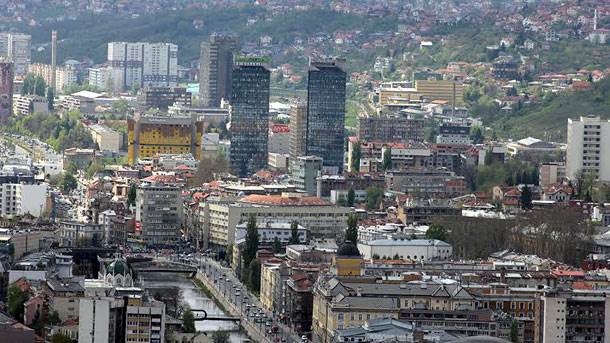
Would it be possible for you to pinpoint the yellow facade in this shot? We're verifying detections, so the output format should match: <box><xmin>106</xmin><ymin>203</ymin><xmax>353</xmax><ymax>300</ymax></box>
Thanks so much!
<box><xmin>414</xmin><ymin>79</ymin><xmax>464</xmax><ymax>106</ymax></box>
<box><xmin>378</xmin><ymin>87</ymin><xmax>420</xmax><ymax>106</ymax></box>
<box><xmin>333</xmin><ymin>256</ymin><xmax>363</xmax><ymax>276</ymax></box>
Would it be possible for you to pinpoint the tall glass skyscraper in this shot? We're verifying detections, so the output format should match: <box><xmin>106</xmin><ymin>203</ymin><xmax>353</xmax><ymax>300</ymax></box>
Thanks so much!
<box><xmin>306</xmin><ymin>58</ymin><xmax>347</xmax><ymax>174</ymax></box>
<box><xmin>199</xmin><ymin>34</ymin><xmax>238</xmax><ymax>107</ymax></box>
<box><xmin>229</xmin><ymin>57</ymin><xmax>270</xmax><ymax>177</ymax></box>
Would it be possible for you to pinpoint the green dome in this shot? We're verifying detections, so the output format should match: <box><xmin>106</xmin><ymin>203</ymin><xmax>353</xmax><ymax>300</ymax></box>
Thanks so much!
<box><xmin>107</xmin><ymin>260</ymin><xmax>130</xmax><ymax>276</ymax></box>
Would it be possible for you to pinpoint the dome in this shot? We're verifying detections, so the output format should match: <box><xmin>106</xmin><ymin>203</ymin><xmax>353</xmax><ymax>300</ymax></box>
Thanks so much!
<box><xmin>107</xmin><ymin>259</ymin><xmax>130</xmax><ymax>276</ymax></box>
<box><xmin>337</xmin><ymin>242</ymin><xmax>360</xmax><ymax>257</ymax></box>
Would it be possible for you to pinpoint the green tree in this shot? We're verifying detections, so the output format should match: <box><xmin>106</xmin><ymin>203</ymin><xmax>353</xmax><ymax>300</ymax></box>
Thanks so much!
<box><xmin>345</xmin><ymin>213</ymin><xmax>358</xmax><ymax>244</ymax></box>
<box><xmin>61</xmin><ymin>173</ymin><xmax>78</xmax><ymax>193</ymax></box>
<box><xmin>347</xmin><ymin>188</ymin><xmax>355</xmax><ymax>207</ymax></box>
<box><xmin>350</xmin><ymin>141</ymin><xmax>361</xmax><ymax>172</ymax></box>
<box><xmin>382</xmin><ymin>148</ymin><xmax>392</xmax><ymax>170</ymax></box>
<box><xmin>425</xmin><ymin>224</ymin><xmax>448</xmax><ymax>241</ymax></box>
<box><xmin>288</xmin><ymin>221</ymin><xmax>300</xmax><ymax>245</ymax></box>
<box><xmin>470</xmin><ymin>126</ymin><xmax>484</xmax><ymax>144</ymax></box>
<box><xmin>365</xmin><ymin>186</ymin><xmax>383</xmax><ymax>211</ymax></box>
<box><xmin>7</xmin><ymin>285</ymin><xmax>29</xmax><ymax>322</ymax></box>
<box><xmin>47</xmin><ymin>87</ymin><xmax>55</xmax><ymax>111</ymax></box>
<box><xmin>520</xmin><ymin>185</ymin><xmax>533</xmax><ymax>210</ymax></box>
<box><xmin>85</xmin><ymin>162</ymin><xmax>104</xmax><ymax>179</ymax></box>
<box><xmin>510</xmin><ymin>319</ymin><xmax>519</xmax><ymax>343</ymax></box>
<box><xmin>48</xmin><ymin>310</ymin><xmax>61</xmax><ymax>325</ymax></box>
<box><xmin>242</xmin><ymin>215</ymin><xmax>259</xmax><ymax>268</ymax></box>
<box><xmin>127</xmin><ymin>183</ymin><xmax>137</xmax><ymax>208</ymax></box>
<box><xmin>247</xmin><ymin>259</ymin><xmax>261</xmax><ymax>293</ymax></box>
<box><xmin>272</xmin><ymin>237</ymin><xmax>282</xmax><ymax>253</ymax></box>
<box><xmin>50</xmin><ymin>333</ymin><xmax>72</xmax><ymax>343</ymax></box>
<box><xmin>182</xmin><ymin>309</ymin><xmax>196</xmax><ymax>333</ymax></box>
<box><xmin>212</xmin><ymin>330</ymin><xmax>230</xmax><ymax>343</ymax></box>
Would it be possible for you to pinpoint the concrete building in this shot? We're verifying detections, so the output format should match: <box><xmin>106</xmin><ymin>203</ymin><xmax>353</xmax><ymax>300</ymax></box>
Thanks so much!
<box><xmin>46</xmin><ymin>277</ymin><xmax>85</xmax><ymax>322</ymax></box>
<box><xmin>539</xmin><ymin>162</ymin><xmax>566</xmax><ymax>187</ymax></box>
<box><xmin>357</xmin><ymin>111</ymin><xmax>424</xmax><ymax>143</ymax></box>
<box><xmin>28</xmin><ymin>63</ymin><xmax>77</xmax><ymax>92</ymax></box>
<box><xmin>107</xmin><ymin>42</ymin><xmax>178</xmax><ymax>91</ymax></box>
<box><xmin>306</xmin><ymin>58</ymin><xmax>347</xmax><ymax>174</ymax></box>
<box><xmin>0</xmin><ymin>165</ymin><xmax>48</xmax><ymax>218</ymax></box>
<box><xmin>289</xmin><ymin>101</ymin><xmax>308</xmax><ymax>166</ymax></box>
<box><xmin>506</xmin><ymin>137</ymin><xmax>561</xmax><ymax>158</ymax></box>
<box><xmin>229</xmin><ymin>57</ymin><xmax>270</xmax><ymax>177</ymax></box>
<box><xmin>199</xmin><ymin>34</ymin><xmax>238</xmax><ymax>107</ymax></box>
<box><xmin>127</xmin><ymin>112</ymin><xmax>203</xmax><ymax>164</ymax></box>
<box><xmin>235</xmin><ymin>221</ymin><xmax>308</xmax><ymax>245</ymax></box>
<box><xmin>0</xmin><ymin>32</ymin><xmax>31</xmax><ymax>75</ymax></box>
<box><xmin>135</xmin><ymin>182</ymin><xmax>182</xmax><ymax>246</ymax></box>
<box><xmin>12</xmin><ymin>94</ymin><xmax>48</xmax><ymax>116</ymax></box>
<box><xmin>88</xmin><ymin>66</ymin><xmax>112</xmax><ymax>91</ymax></box>
<box><xmin>60</xmin><ymin>221</ymin><xmax>105</xmax><ymax>247</ymax></box>
<box><xmin>567</xmin><ymin>116</ymin><xmax>610</xmax><ymax>181</ymax></box>
<box><xmin>436</xmin><ymin>123</ymin><xmax>471</xmax><ymax>145</ymax></box>
<box><xmin>269</xmin><ymin>124</ymin><xmax>290</xmax><ymax>155</ymax></box>
<box><xmin>137</xmin><ymin>86</ymin><xmax>191</xmax><ymax>110</ymax></box>
<box><xmin>0</xmin><ymin>60</ymin><xmax>13</xmax><ymax>120</ymax></box>
<box><xmin>201</xmin><ymin>194</ymin><xmax>351</xmax><ymax>247</ymax></box>
<box><xmin>414</xmin><ymin>79</ymin><xmax>464</xmax><ymax>107</ymax></box>
<box><xmin>357</xmin><ymin>238</ymin><xmax>452</xmax><ymax>261</ymax></box>
<box><xmin>291</xmin><ymin>156</ymin><xmax>323</xmax><ymax>196</ymax></box>
<box><xmin>87</xmin><ymin>124</ymin><xmax>122</xmax><ymax>152</ymax></box>
<box><xmin>385</xmin><ymin>169</ymin><xmax>466</xmax><ymax>198</ymax></box>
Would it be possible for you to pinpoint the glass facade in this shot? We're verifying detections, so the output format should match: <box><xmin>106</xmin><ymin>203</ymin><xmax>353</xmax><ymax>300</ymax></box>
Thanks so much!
<box><xmin>230</xmin><ymin>62</ymin><xmax>270</xmax><ymax>177</ymax></box>
<box><xmin>306</xmin><ymin>59</ymin><xmax>347</xmax><ymax>173</ymax></box>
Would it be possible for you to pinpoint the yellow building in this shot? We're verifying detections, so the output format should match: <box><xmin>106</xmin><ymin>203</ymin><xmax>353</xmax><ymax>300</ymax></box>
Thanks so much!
<box><xmin>378</xmin><ymin>87</ymin><xmax>420</xmax><ymax>106</ymax></box>
<box><xmin>414</xmin><ymin>79</ymin><xmax>464</xmax><ymax>106</ymax></box>
<box><xmin>127</xmin><ymin>112</ymin><xmax>203</xmax><ymax>164</ymax></box>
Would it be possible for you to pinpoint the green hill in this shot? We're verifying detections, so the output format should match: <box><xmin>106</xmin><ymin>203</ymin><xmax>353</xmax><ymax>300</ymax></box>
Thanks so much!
<box><xmin>486</xmin><ymin>78</ymin><xmax>610</xmax><ymax>142</ymax></box>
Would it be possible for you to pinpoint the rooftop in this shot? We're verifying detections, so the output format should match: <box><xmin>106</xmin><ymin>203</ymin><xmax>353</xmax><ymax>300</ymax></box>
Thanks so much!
<box><xmin>240</xmin><ymin>195</ymin><xmax>332</xmax><ymax>206</ymax></box>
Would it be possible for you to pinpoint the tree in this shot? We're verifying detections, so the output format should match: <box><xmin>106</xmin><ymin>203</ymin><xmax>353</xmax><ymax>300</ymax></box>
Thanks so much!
<box><xmin>190</xmin><ymin>151</ymin><xmax>229</xmax><ymax>185</ymax></box>
<box><xmin>50</xmin><ymin>333</ymin><xmax>72</xmax><ymax>343</ymax></box>
<box><xmin>242</xmin><ymin>215</ymin><xmax>259</xmax><ymax>269</ymax></box>
<box><xmin>61</xmin><ymin>173</ymin><xmax>78</xmax><ymax>193</ymax></box>
<box><xmin>520</xmin><ymin>185</ymin><xmax>533</xmax><ymax>210</ymax></box>
<box><xmin>347</xmin><ymin>188</ymin><xmax>355</xmax><ymax>207</ymax></box>
<box><xmin>350</xmin><ymin>141</ymin><xmax>361</xmax><ymax>172</ymax></box>
<box><xmin>48</xmin><ymin>310</ymin><xmax>60</xmax><ymax>325</ymax></box>
<box><xmin>272</xmin><ymin>237</ymin><xmax>282</xmax><ymax>253</ymax></box>
<box><xmin>425</xmin><ymin>224</ymin><xmax>448</xmax><ymax>241</ymax></box>
<box><xmin>182</xmin><ymin>309</ymin><xmax>196</xmax><ymax>333</ymax></box>
<box><xmin>7</xmin><ymin>285</ymin><xmax>29</xmax><ymax>322</ymax></box>
<box><xmin>365</xmin><ymin>186</ymin><xmax>383</xmax><ymax>211</ymax></box>
<box><xmin>288</xmin><ymin>221</ymin><xmax>300</xmax><ymax>245</ymax></box>
<box><xmin>212</xmin><ymin>330</ymin><xmax>230</xmax><ymax>343</ymax></box>
<box><xmin>47</xmin><ymin>87</ymin><xmax>55</xmax><ymax>111</ymax></box>
<box><xmin>510</xmin><ymin>319</ymin><xmax>519</xmax><ymax>343</ymax></box>
<box><xmin>247</xmin><ymin>259</ymin><xmax>261</xmax><ymax>293</ymax></box>
<box><xmin>382</xmin><ymin>148</ymin><xmax>392</xmax><ymax>170</ymax></box>
<box><xmin>470</xmin><ymin>126</ymin><xmax>484</xmax><ymax>144</ymax></box>
<box><xmin>127</xmin><ymin>183</ymin><xmax>137</xmax><ymax>208</ymax></box>
<box><xmin>345</xmin><ymin>213</ymin><xmax>358</xmax><ymax>244</ymax></box>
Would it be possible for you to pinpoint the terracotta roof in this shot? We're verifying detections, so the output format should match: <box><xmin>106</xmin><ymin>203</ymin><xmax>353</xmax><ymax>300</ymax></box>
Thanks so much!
<box><xmin>240</xmin><ymin>195</ymin><xmax>331</xmax><ymax>206</ymax></box>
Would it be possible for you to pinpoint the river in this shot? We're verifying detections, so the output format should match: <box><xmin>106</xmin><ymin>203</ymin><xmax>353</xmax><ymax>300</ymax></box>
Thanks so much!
<box><xmin>138</xmin><ymin>272</ymin><xmax>249</xmax><ymax>342</ymax></box>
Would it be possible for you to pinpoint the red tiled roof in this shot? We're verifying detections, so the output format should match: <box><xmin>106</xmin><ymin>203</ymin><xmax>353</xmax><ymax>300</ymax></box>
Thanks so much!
<box><xmin>240</xmin><ymin>195</ymin><xmax>331</xmax><ymax>206</ymax></box>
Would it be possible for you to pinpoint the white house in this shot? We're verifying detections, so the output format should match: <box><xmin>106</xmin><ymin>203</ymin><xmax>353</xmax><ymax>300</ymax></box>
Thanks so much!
<box><xmin>358</xmin><ymin>238</ymin><xmax>452</xmax><ymax>261</ymax></box>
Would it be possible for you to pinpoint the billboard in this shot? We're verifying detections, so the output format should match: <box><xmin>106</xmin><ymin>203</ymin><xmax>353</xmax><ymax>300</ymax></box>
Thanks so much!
<box><xmin>0</xmin><ymin>62</ymin><xmax>14</xmax><ymax>119</ymax></box>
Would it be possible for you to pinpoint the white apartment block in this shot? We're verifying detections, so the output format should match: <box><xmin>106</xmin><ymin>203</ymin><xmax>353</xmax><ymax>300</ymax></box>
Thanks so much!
<box><xmin>0</xmin><ymin>32</ymin><xmax>31</xmax><ymax>75</ymax></box>
<box><xmin>88</xmin><ymin>66</ymin><xmax>112</xmax><ymax>90</ymax></box>
<box><xmin>567</xmin><ymin>116</ymin><xmax>610</xmax><ymax>182</ymax></box>
<box><xmin>28</xmin><ymin>63</ymin><xmax>78</xmax><ymax>92</ymax></box>
<box><xmin>0</xmin><ymin>182</ymin><xmax>48</xmax><ymax>218</ymax></box>
<box><xmin>107</xmin><ymin>42</ymin><xmax>178</xmax><ymax>92</ymax></box>
<box><xmin>87</xmin><ymin>124</ymin><xmax>122</xmax><ymax>152</ymax></box>
<box><xmin>12</xmin><ymin>94</ymin><xmax>48</xmax><ymax>116</ymax></box>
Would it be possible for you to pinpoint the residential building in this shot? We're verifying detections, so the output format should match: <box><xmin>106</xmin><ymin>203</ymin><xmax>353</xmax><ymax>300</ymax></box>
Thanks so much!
<box><xmin>292</xmin><ymin>156</ymin><xmax>323</xmax><ymax>196</ymax></box>
<box><xmin>229</xmin><ymin>56</ymin><xmax>270</xmax><ymax>177</ymax></box>
<box><xmin>137</xmin><ymin>86</ymin><xmax>192</xmax><ymax>110</ymax></box>
<box><xmin>12</xmin><ymin>94</ymin><xmax>48</xmax><ymax>116</ymax></box>
<box><xmin>0</xmin><ymin>164</ymin><xmax>48</xmax><ymax>218</ymax></box>
<box><xmin>0</xmin><ymin>33</ymin><xmax>31</xmax><ymax>75</ymax></box>
<box><xmin>268</xmin><ymin>152</ymin><xmax>289</xmax><ymax>171</ymax></box>
<box><xmin>357</xmin><ymin>111</ymin><xmax>424</xmax><ymax>143</ymax></box>
<box><xmin>28</xmin><ymin>63</ymin><xmax>77</xmax><ymax>92</ymax></box>
<box><xmin>286</xmin><ymin>272</ymin><xmax>316</xmax><ymax>334</ymax></box>
<box><xmin>260</xmin><ymin>260</ymin><xmax>291</xmax><ymax>313</ymax></box>
<box><xmin>436</xmin><ymin>123</ymin><xmax>471</xmax><ymax>145</ymax></box>
<box><xmin>348</xmin><ymin>139</ymin><xmax>432</xmax><ymax>173</ymax></box>
<box><xmin>0</xmin><ymin>60</ymin><xmax>13</xmax><ymax>120</ymax></box>
<box><xmin>316</xmin><ymin>174</ymin><xmax>385</xmax><ymax>199</ymax></box>
<box><xmin>168</xmin><ymin>105</ymin><xmax>230</xmax><ymax>125</ymax></box>
<box><xmin>201</xmin><ymin>194</ymin><xmax>351</xmax><ymax>247</ymax></box>
<box><xmin>46</xmin><ymin>277</ymin><xmax>85</xmax><ymax>322</ymax></box>
<box><xmin>87</xmin><ymin>124</ymin><xmax>122</xmax><ymax>152</ymax></box>
<box><xmin>289</xmin><ymin>101</ymin><xmax>307</xmax><ymax>166</ymax></box>
<box><xmin>88</xmin><ymin>66</ymin><xmax>112</xmax><ymax>91</ymax></box>
<box><xmin>269</xmin><ymin>124</ymin><xmax>290</xmax><ymax>155</ymax></box>
<box><xmin>492</xmin><ymin>56</ymin><xmax>519</xmax><ymax>80</ymax></box>
<box><xmin>385</xmin><ymin>169</ymin><xmax>466</xmax><ymax>198</ymax></box>
<box><xmin>357</xmin><ymin>239</ymin><xmax>452</xmax><ymax>261</ymax></box>
<box><xmin>539</xmin><ymin>162</ymin><xmax>566</xmax><ymax>187</ymax></box>
<box><xmin>135</xmin><ymin>182</ymin><xmax>182</xmax><ymax>246</ymax></box>
<box><xmin>0</xmin><ymin>311</ymin><xmax>35</xmax><ymax>342</ymax></box>
<box><xmin>127</xmin><ymin>112</ymin><xmax>203</xmax><ymax>164</ymax></box>
<box><xmin>567</xmin><ymin>116</ymin><xmax>610</xmax><ymax>181</ymax></box>
<box><xmin>306</xmin><ymin>58</ymin><xmax>347</xmax><ymax>174</ymax></box>
<box><xmin>235</xmin><ymin>221</ymin><xmax>308</xmax><ymax>245</ymax></box>
<box><xmin>63</xmin><ymin>148</ymin><xmax>102</xmax><ymax>170</ymax></box>
<box><xmin>397</xmin><ymin>198</ymin><xmax>461</xmax><ymax>225</ymax></box>
<box><xmin>107</xmin><ymin>42</ymin><xmax>178</xmax><ymax>91</ymax></box>
<box><xmin>198</xmin><ymin>34</ymin><xmax>238</xmax><ymax>107</ymax></box>
<box><xmin>60</xmin><ymin>221</ymin><xmax>104</xmax><ymax>247</ymax></box>
<box><xmin>0</xmin><ymin>230</ymin><xmax>44</xmax><ymax>260</ymax></box>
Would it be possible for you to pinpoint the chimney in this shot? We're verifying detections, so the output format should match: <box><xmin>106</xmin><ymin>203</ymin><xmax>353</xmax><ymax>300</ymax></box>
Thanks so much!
<box><xmin>51</xmin><ymin>30</ymin><xmax>57</xmax><ymax>91</ymax></box>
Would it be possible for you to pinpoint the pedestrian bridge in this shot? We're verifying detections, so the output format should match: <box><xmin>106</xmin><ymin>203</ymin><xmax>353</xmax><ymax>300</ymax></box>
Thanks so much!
<box><xmin>130</xmin><ymin>260</ymin><xmax>197</xmax><ymax>276</ymax></box>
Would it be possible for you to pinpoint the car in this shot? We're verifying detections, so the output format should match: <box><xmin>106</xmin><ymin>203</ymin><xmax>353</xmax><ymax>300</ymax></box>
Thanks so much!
<box><xmin>265</xmin><ymin>322</ymin><xmax>272</xmax><ymax>327</ymax></box>
<box><xmin>301</xmin><ymin>335</ymin><xmax>308</xmax><ymax>341</ymax></box>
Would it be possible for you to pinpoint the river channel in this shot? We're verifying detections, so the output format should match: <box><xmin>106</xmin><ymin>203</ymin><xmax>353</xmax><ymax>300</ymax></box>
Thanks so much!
<box><xmin>138</xmin><ymin>272</ymin><xmax>249</xmax><ymax>342</ymax></box>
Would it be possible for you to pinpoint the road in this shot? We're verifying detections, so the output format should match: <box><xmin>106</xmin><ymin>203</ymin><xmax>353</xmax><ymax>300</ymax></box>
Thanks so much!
<box><xmin>198</xmin><ymin>257</ymin><xmax>303</xmax><ymax>343</ymax></box>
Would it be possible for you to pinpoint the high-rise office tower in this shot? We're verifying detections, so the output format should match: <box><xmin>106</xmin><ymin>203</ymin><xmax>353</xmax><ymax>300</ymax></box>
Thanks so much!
<box><xmin>229</xmin><ymin>56</ymin><xmax>270</xmax><ymax>177</ymax></box>
<box><xmin>0</xmin><ymin>32</ymin><xmax>31</xmax><ymax>76</ymax></box>
<box><xmin>0</xmin><ymin>60</ymin><xmax>13</xmax><ymax>120</ymax></box>
<box><xmin>289</xmin><ymin>100</ymin><xmax>307</xmax><ymax>166</ymax></box>
<box><xmin>306</xmin><ymin>57</ymin><xmax>347</xmax><ymax>174</ymax></box>
<box><xmin>199</xmin><ymin>34</ymin><xmax>238</xmax><ymax>107</ymax></box>
<box><xmin>107</xmin><ymin>42</ymin><xmax>178</xmax><ymax>92</ymax></box>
